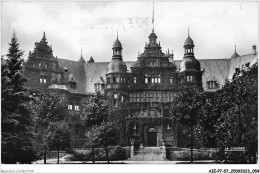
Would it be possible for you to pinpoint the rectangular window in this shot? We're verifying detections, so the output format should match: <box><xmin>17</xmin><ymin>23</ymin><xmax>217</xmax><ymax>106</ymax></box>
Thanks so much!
<box><xmin>121</xmin><ymin>95</ymin><xmax>124</xmax><ymax>103</ymax></box>
<box><xmin>113</xmin><ymin>93</ymin><xmax>118</xmax><ymax>107</ymax></box>
<box><xmin>71</xmin><ymin>82</ymin><xmax>76</xmax><ymax>90</ymax></box>
<box><xmin>121</xmin><ymin>77</ymin><xmax>125</xmax><ymax>83</ymax></box>
<box><xmin>107</xmin><ymin>77</ymin><xmax>110</xmax><ymax>83</ymax></box>
<box><xmin>156</xmin><ymin>92</ymin><xmax>160</xmax><ymax>101</ymax></box>
<box><xmin>68</xmin><ymin>97</ymin><xmax>73</xmax><ymax>110</ymax></box>
<box><xmin>133</xmin><ymin>93</ymin><xmax>136</xmax><ymax>102</ymax></box>
<box><xmin>190</xmin><ymin>76</ymin><xmax>193</xmax><ymax>81</ymax></box>
<box><xmin>145</xmin><ymin>92</ymin><xmax>149</xmax><ymax>102</ymax></box>
<box><xmin>116</xmin><ymin>77</ymin><xmax>120</xmax><ymax>83</ymax></box>
<box><xmin>170</xmin><ymin>77</ymin><xmax>173</xmax><ymax>83</ymax></box>
<box><xmin>151</xmin><ymin>78</ymin><xmax>154</xmax><ymax>83</ymax></box>
<box><xmin>75</xmin><ymin>98</ymin><xmax>80</xmax><ymax>111</ymax></box>
<box><xmin>136</xmin><ymin>93</ymin><xmax>140</xmax><ymax>102</ymax></box>
<box><xmin>140</xmin><ymin>93</ymin><xmax>144</xmax><ymax>102</ymax></box>
<box><xmin>145</xmin><ymin>77</ymin><xmax>148</xmax><ymax>84</ymax></box>
<box><xmin>129</xmin><ymin>93</ymin><xmax>133</xmax><ymax>102</ymax></box>
<box><xmin>40</xmin><ymin>75</ymin><xmax>47</xmax><ymax>84</ymax></box>
<box><xmin>149</xmin><ymin>92</ymin><xmax>153</xmax><ymax>102</ymax></box>
<box><xmin>162</xmin><ymin>92</ymin><xmax>165</xmax><ymax>101</ymax></box>
<box><xmin>113</xmin><ymin>77</ymin><xmax>116</xmax><ymax>83</ymax></box>
<box><xmin>154</xmin><ymin>78</ymin><xmax>158</xmax><ymax>83</ymax></box>
<box><xmin>134</xmin><ymin>77</ymin><xmax>137</xmax><ymax>83</ymax></box>
<box><xmin>170</xmin><ymin>93</ymin><xmax>174</xmax><ymax>101</ymax></box>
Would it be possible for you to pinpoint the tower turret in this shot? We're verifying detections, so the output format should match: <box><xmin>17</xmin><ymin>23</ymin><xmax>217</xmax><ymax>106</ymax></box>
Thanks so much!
<box><xmin>179</xmin><ymin>28</ymin><xmax>203</xmax><ymax>90</ymax></box>
<box><xmin>105</xmin><ymin>33</ymin><xmax>128</xmax><ymax>108</ymax></box>
<box><xmin>112</xmin><ymin>31</ymin><xmax>123</xmax><ymax>60</ymax></box>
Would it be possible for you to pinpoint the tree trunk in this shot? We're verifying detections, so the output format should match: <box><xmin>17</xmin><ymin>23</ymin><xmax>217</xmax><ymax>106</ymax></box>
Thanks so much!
<box><xmin>190</xmin><ymin>125</ymin><xmax>194</xmax><ymax>163</ymax></box>
<box><xmin>92</xmin><ymin>146</ymin><xmax>95</xmax><ymax>164</ymax></box>
<box><xmin>253</xmin><ymin>153</ymin><xmax>256</xmax><ymax>164</ymax></box>
<box><xmin>57</xmin><ymin>143</ymin><xmax>59</xmax><ymax>164</ymax></box>
<box><xmin>105</xmin><ymin>146</ymin><xmax>109</xmax><ymax>163</ymax></box>
<box><xmin>44</xmin><ymin>146</ymin><xmax>47</xmax><ymax>164</ymax></box>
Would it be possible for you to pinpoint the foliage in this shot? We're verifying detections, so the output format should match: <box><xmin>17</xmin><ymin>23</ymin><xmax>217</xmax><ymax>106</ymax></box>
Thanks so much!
<box><xmin>196</xmin><ymin>92</ymin><xmax>220</xmax><ymax>147</ymax></box>
<box><xmin>1</xmin><ymin>33</ymin><xmax>37</xmax><ymax>163</ymax></box>
<box><xmin>170</xmin><ymin>88</ymin><xmax>204</xmax><ymax>127</ymax></box>
<box><xmin>170</xmin><ymin>88</ymin><xmax>204</xmax><ymax>162</ymax></box>
<box><xmin>193</xmin><ymin>63</ymin><xmax>258</xmax><ymax>163</ymax></box>
<box><xmin>83</xmin><ymin>121</ymin><xmax>118</xmax><ymax>148</ymax></box>
<box><xmin>29</xmin><ymin>91</ymin><xmax>71</xmax><ymax>163</ymax></box>
<box><xmin>80</xmin><ymin>92</ymin><xmax>109</xmax><ymax>126</ymax></box>
<box><xmin>70</xmin><ymin>146</ymin><xmax>127</xmax><ymax>161</ymax></box>
<box><xmin>214</xmin><ymin>63</ymin><xmax>258</xmax><ymax>163</ymax></box>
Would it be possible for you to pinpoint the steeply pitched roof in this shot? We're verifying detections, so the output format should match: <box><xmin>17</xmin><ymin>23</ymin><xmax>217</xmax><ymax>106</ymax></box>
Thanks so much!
<box><xmin>58</xmin><ymin>58</ymin><xmax>86</xmax><ymax>94</ymax></box>
<box><xmin>228</xmin><ymin>53</ymin><xmax>258</xmax><ymax>79</ymax></box>
<box><xmin>87</xmin><ymin>56</ymin><xmax>94</xmax><ymax>63</ymax></box>
<box><xmin>56</xmin><ymin>51</ymin><xmax>257</xmax><ymax>94</ymax></box>
<box><xmin>78</xmin><ymin>56</ymin><xmax>86</xmax><ymax>63</ymax></box>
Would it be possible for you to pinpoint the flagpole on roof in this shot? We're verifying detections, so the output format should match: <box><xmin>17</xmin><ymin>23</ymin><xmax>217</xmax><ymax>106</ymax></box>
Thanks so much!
<box><xmin>152</xmin><ymin>1</ymin><xmax>154</xmax><ymax>33</ymax></box>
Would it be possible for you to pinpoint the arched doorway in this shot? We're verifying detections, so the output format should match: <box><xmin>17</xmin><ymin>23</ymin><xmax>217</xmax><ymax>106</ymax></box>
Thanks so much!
<box><xmin>147</xmin><ymin>128</ymin><xmax>157</xmax><ymax>146</ymax></box>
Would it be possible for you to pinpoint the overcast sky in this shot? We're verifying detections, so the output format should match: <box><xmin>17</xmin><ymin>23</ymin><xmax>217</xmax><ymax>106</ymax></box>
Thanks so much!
<box><xmin>1</xmin><ymin>1</ymin><xmax>258</xmax><ymax>62</ymax></box>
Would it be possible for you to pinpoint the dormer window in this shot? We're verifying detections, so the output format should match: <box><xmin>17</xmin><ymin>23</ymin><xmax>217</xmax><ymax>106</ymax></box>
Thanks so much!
<box><xmin>207</xmin><ymin>81</ymin><xmax>218</xmax><ymax>89</ymax></box>
<box><xmin>69</xmin><ymin>82</ymin><xmax>76</xmax><ymax>90</ymax></box>
<box><xmin>94</xmin><ymin>83</ymin><xmax>104</xmax><ymax>92</ymax></box>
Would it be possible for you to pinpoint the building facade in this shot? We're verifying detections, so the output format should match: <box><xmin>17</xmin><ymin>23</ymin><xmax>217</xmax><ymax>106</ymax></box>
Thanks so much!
<box><xmin>24</xmin><ymin>30</ymin><xmax>258</xmax><ymax>149</ymax></box>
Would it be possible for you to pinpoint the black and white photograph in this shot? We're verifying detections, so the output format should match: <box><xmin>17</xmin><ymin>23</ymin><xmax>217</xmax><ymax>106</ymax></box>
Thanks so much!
<box><xmin>1</xmin><ymin>1</ymin><xmax>259</xmax><ymax>173</ymax></box>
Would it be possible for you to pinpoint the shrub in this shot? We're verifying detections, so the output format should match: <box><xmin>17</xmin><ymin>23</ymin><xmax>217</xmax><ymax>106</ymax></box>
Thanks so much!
<box><xmin>70</xmin><ymin>146</ymin><xmax>127</xmax><ymax>161</ymax></box>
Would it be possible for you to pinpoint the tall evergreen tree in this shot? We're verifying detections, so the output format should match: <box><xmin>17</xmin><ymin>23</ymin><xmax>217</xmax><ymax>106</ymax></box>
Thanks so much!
<box><xmin>1</xmin><ymin>32</ymin><xmax>37</xmax><ymax>163</ymax></box>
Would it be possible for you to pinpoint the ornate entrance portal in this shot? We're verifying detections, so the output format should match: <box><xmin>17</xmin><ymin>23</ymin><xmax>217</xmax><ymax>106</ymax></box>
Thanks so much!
<box><xmin>147</xmin><ymin>128</ymin><xmax>157</xmax><ymax>146</ymax></box>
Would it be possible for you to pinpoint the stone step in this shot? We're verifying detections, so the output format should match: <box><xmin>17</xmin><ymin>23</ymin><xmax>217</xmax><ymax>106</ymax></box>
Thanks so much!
<box><xmin>135</xmin><ymin>147</ymin><xmax>162</xmax><ymax>155</ymax></box>
<box><xmin>127</xmin><ymin>146</ymin><xmax>168</xmax><ymax>161</ymax></box>
<box><xmin>127</xmin><ymin>153</ymin><xmax>166</xmax><ymax>161</ymax></box>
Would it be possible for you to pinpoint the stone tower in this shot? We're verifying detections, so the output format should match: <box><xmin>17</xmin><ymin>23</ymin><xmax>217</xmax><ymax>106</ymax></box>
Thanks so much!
<box><xmin>179</xmin><ymin>29</ymin><xmax>203</xmax><ymax>90</ymax></box>
<box><xmin>105</xmin><ymin>33</ymin><xmax>128</xmax><ymax>108</ymax></box>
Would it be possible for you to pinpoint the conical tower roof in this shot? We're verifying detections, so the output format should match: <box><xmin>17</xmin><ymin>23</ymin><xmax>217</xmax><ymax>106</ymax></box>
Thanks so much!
<box><xmin>78</xmin><ymin>49</ymin><xmax>86</xmax><ymax>63</ymax></box>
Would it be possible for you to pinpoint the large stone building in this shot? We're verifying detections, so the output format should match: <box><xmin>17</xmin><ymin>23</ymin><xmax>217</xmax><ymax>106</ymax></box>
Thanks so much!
<box><xmin>24</xmin><ymin>30</ymin><xmax>258</xmax><ymax>149</ymax></box>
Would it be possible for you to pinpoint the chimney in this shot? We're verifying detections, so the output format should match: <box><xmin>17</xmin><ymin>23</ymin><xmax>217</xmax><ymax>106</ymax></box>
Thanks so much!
<box><xmin>252</xmin><ymin>45</ymin><xmax>256</xmax><ymax>55</ymax></box>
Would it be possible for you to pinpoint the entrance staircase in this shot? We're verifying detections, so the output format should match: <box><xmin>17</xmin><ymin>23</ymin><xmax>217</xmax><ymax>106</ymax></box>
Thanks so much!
<box><xmin>127</xmin><ymin>147</ymin><xmax>168</xmax><ymax>161</ymax></box>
